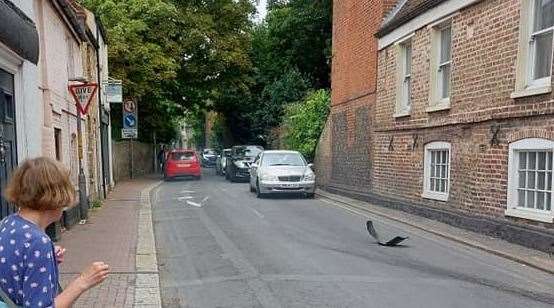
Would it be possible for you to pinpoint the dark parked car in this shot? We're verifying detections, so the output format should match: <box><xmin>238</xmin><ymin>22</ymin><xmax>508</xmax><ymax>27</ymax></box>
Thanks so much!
<box><xmin>201</xmin><ymin>148</ymin><xmax>217</xmax><ymax>167</ymax></box>
<box><xmin>225</xmin><ymin>145</ymin><xmax>263</xmax><ymax>182</ymax></box>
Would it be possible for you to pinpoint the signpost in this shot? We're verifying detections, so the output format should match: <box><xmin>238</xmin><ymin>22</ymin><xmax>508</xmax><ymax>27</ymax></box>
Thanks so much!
<box><xmin>122</xmin><ymin>99</ymin><xmax>138</xmax><ymax>139</ymax></box>
<box><xmin>68</xmin><ymin>82</ymin><xmax>98</xmax><ymax>222</ymax></box>
<box><xmin>122</xmin><ymin>99</ymin><xmax>138</xmax><ymax>178</ymax></box>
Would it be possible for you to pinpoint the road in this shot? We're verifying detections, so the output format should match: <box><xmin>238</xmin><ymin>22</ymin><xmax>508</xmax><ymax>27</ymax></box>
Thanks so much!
<box><xmin>151</xmin><ymin>169</ymin><xmax>554</xmax><ymax>308</ymax></box>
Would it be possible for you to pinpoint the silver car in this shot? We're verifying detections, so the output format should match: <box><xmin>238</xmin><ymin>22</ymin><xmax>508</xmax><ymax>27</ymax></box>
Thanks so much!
<box><xmin>249</xmin><ymin>150</ymin><xmax>316</xmax><ymax>198</ymax></box>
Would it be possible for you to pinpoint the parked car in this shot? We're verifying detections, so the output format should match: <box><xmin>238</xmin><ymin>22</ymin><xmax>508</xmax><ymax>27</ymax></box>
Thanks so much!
<box><xmin>201</xmin><ymin>148</ymin><xmax>217</xmax><ymax>167</ymax></box>
<box><xmin>164</xmin><ymin>149</ymin><xmax>201</xmax><ymax>180</ymax></box>
<box><xmin>226</xmin><ymin>145</ymin><xmax>264</xmax><ymax>182</ymax></box>
<box><xmin>249</xmin><ymin>150</ymin><xmax>315</xmax><ymax>198</ymax></box>
<box><xmin>216</xmin><ymin>148</ymin><xmax>231</xmax><ymax>175</ymax></box>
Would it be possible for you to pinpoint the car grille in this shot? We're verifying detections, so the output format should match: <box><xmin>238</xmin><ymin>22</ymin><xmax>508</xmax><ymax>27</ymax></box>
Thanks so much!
<box><xmin>278</xmin><ymin>176</ymin><xmax>301</xmax><ymax>182</ymax></box>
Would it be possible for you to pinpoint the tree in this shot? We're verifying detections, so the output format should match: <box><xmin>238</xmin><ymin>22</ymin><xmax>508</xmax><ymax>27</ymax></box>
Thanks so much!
<box><xmin>282</xmin><ymin>89</ymin><xmax>330</xmax><ymax>160</ymax></box>
<box><xmin>226</xmin><ymin>0</ymin><xmax>332</xmax><ymax>145</ymax></box>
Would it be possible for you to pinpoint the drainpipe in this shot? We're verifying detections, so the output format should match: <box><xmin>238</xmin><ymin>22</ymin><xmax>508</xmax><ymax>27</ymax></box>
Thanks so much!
<box><xmin>95</xmin><ymin>20</ymin><xmax>107</xmax><ymax>199</ymax></box>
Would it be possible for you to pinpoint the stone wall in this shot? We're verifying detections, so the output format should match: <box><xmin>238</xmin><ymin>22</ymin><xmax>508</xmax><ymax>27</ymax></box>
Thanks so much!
<box><xmin>113</xmin><ymin>141</ymin><xmax>155</xmax><ymax>181</ymax></box>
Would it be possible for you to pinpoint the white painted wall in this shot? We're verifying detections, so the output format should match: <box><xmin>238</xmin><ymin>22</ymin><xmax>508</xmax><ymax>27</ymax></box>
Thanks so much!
<box><xmin>0</xmin><ymin>0</ymin><xmax>43</xmax><ymax>161</ymax></box>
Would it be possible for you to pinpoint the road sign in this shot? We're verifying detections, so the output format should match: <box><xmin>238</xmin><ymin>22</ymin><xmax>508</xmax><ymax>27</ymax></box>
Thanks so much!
<box><xmin>69</xmin><ymin>83</ymin><xmax>98</xmax><ymax>115</ymax></box>
<box><xmin>106</xmin><ymin>83</ymin><xmax>122</xmax><ymax>103</ymax></box>
<box><xmin>122</xmin><ymin>99</ymin><xmax>138</xmax><ymax>139</ymax></box>
<box><xmin>124</xmin><ymin>114</ymin><xmax>136</xmax><ymax>128</ymax></box>
<box><xmin>123</xmin><ymin>100</ymin><xmax>136</xmax><ymax>113</ymax></box>
<box><xmin>122</xmin><ymin>128</ymin><xmax>138</xmax><ymax>139</ymax></box>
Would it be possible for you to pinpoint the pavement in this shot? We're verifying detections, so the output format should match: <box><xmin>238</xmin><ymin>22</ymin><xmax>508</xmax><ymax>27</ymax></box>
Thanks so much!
<box><xmin>57</xmin><ymin>176</ymin><xmax>162</xmax><ymax>308</ymax></box>
<box><xmin>152</xmin><ymin>168</ymin><xmax>554</xmax><ymax>308</ymax></box>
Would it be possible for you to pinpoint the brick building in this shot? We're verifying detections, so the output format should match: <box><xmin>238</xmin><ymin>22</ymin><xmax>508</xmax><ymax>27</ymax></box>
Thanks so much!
<box><xmin>315</xmin><ymin>0</ymin><xmax>554</xmax><ymax>251</ymax></box>
<box><xmin>315</xmin><ymin>0</ymin><xmax>397</xmax><ymax>192</ymax></box>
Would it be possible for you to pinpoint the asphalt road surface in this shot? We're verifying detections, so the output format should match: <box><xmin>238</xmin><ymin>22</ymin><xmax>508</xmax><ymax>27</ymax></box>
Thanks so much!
<box><xmin>152</xmin><ymin>168</ymin><xmax>554</xmax><ymax>308</ymax></box>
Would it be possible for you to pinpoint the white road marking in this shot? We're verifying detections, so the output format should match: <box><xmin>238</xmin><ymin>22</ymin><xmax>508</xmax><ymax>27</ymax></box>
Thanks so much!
<box><xmin>153</xmin><ymin>186</ymin><xmax>161</xmax><ymax>203</ymax></box>
<box><xmin>250</xmin><ymin>208</ymin><xmax>264</xmax><ymax>219</ymax></box>
<box><xmin>177</xmin><ymin>196</ymin><xmax>194</xmax><ymax>201</ymax></box>
<box><xmin>180</xmin><ymin>190</ymin><xmax>196</xmax><ymax>194</ymax></box>
<box><xmin>186</xmin><ymin>201</ymin><xmax>202</xmax><ymax>208</ymax></box>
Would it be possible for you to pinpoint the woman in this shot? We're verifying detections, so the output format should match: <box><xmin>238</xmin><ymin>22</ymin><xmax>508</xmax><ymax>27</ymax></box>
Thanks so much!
<box><xmin>0</xmin><ymin>158</ymin><xmax>109</xmax><ymax>307</ymax></box>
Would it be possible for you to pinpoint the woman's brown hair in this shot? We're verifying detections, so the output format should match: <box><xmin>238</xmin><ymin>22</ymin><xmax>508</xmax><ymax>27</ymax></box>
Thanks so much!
<box><xmin>4</xmin><ymin>157</ymin><xmax>75</xmax><ymax>210</ymax></box>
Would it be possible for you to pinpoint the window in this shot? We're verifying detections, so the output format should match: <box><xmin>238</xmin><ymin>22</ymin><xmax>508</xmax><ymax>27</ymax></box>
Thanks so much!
<box><xmin>428</xmin><ymin>21</ymin><xmax>452</xmax><ymax>110</ymax></box>
<box><xmin>506</xmin><ymin>138</ymin><xmax>554</xmax><ymax>222</ymax></box>
<box><xmin>530</xmin><ymin>0</ymin><xmax>553</xmax><ymax>84</ymax></box>
<box><xmin>54</xmin><ymin>128</ymin><xmax>62</xmax><ymax>161</ymax></box>
<box><xmin>438</xmin><ymin>25</ymin><xmax>452</xmax><ymax>100</ymax></box>
<box><xmin>395</xmin><ymin>40</ymin><xmax>412</xmax><ymax>117</ymax></box>
<box><xmin>423</xmin><ymin>142</ymin><xmax>451</xmax><ymax>201</ymax></box>
<box><xmin>512</xmin><ymin>0</ymin><xmax>553</xmax><ymax>98</ymax></box>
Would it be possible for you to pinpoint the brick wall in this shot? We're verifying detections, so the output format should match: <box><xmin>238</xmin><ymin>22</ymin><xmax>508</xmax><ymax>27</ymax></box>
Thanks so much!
<box><xmin>315</xmin><ymin>0</ymin><xmax>390</xmax><ymax>189</ymax></box>
<box><xmin>315</xmin><ymin>0</ymin><xmax>554</xmax><ymax>246</ymax></box>
<box><xmin>373</xmin><ymin>0</ymin><xmax>554</xmax><ymax>228</ymax></box>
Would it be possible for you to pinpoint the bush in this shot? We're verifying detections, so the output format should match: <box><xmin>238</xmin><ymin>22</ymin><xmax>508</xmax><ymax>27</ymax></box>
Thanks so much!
<box><xmin>282</xmin><ymin>89</ymin><xmax>330</xmax><ymax>160</ymax></box>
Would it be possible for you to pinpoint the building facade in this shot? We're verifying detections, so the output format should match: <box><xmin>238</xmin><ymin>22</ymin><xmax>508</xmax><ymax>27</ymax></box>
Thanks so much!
<box><xmin>0</xmin><ymin>0</ymin><xmax>43</xmax><ymax>219</ymax></box>
<box><xmin>316</xmin><ymin>0</ymin><xmax>554</xmax><ymax>251</ymax></box>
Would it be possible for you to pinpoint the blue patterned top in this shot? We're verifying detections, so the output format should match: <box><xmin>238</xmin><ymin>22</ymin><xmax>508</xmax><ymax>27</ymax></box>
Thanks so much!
<box><xmin>0</xmin><ymin>214</ymin><xmax>58</xmax><ymax>307</ymax></box>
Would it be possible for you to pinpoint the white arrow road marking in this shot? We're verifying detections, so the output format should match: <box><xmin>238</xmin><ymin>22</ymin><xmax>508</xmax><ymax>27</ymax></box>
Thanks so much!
<box><xmin>186</xmin><ymin>201</ymin><xmax>202</xmax><ymax>208</ymax></box>
<box><xmin>201</xmin><ymin>197</ymin><xmax>209</xmax><ymax>205</ymax></box>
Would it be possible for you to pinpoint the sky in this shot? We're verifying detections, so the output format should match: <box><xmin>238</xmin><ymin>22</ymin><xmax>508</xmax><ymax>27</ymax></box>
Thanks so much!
<box><xmin>255</xmin><ymin>0</ymin><xmax>268</xmax><ymax>22</ymax></box>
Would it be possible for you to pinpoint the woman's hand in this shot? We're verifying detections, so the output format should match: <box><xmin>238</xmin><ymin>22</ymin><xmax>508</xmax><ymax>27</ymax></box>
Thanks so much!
<box><xmin>55</xmin><ymin>262</ymin><xmax>110</xmax><ymax>308</ymax></box>
<box><xmin>76</xmin><ymin>262</ymin><xmax>110</xmax><ymax>291</ymax></box>
<box><xmin>55</xmin><ymin>245</ymin><xmax>66</xmax><ymax>264</ymax></box>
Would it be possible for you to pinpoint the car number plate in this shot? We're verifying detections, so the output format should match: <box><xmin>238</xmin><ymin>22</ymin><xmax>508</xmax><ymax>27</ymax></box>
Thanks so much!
<box><xmin>177</xmin><ymin>164</ymin><xmax>191</xmax><ymax>167</ymax></box>
<box><xmin>281</xmin><ymin>183</ymin><xmax>299</xmax><ymax>188</ymax></box>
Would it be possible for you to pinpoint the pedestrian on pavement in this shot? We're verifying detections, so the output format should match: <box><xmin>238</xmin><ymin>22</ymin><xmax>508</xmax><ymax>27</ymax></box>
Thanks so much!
<box><xmin>157</xmin><ymin>145</ymin><xmax>166</xmax><ymax>174</ymax></box>
<box><xmin>0</xmin><ymin>157</ymin><xmax>110</xmax><ymax>308</ymax></box>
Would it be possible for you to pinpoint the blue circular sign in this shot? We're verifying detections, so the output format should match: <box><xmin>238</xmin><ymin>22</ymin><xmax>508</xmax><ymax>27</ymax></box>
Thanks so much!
<box><xmin>124</xmin><ymin>114</ymin><xmax>137</xmax><ymax>128</ymax></box>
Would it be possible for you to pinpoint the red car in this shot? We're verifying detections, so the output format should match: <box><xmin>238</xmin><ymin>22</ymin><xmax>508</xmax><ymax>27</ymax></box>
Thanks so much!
<box><xmin>164</xmin><ymin>149</ymin><xmax>201</xmax><ymax>180</ymax></box>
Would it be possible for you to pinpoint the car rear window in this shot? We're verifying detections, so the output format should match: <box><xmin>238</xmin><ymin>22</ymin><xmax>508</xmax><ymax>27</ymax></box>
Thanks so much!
<box><xmin>169</xmin><ymin>152</ymin><xmax>195</xmax><ymax>161</ymax></box>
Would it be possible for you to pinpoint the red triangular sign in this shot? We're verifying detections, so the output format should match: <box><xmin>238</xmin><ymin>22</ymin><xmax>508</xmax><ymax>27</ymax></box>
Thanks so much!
<box><xmin>69</xmin><ymin>83</ymin><xmax>98</xmax><ymax>115</ymax></box>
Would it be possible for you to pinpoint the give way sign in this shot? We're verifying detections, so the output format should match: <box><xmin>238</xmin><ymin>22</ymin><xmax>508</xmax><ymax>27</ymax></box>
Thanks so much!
<box><xmin>69</xmin><ymin>83</ymin><xmax>98</xmax><ymax>115</ymax></box>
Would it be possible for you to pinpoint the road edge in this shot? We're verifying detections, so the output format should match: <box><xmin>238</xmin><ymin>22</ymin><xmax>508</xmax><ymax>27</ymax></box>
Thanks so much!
<box><xmin>134</xmin><ymin>181</ymin><xmax>163</xmax><ymax>307</ymax></box>
<box><xmin>316</xmin><ymin>189</ymin><xmax>554</xmax><ymax>275</ymax></box>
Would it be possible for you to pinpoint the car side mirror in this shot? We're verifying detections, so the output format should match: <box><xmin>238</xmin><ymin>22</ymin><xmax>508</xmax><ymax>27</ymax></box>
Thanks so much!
<box><xmin>307</xmin><ymin>163</ymin><xmax>314</xmax><ymax>169</ymax></box>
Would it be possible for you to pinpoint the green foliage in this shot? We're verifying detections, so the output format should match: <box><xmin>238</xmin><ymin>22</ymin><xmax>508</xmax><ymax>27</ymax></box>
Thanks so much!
<box><xmin>209</xmin><ymin>115</ymin><xmax>226</xmax><ymax>151</ymax></box>
<box><xmin>226</xmin><ymin>0</ymin><xmax>332</xmax><ymax>144</ymax></box>
<box><xmin>184</xmin><ymin>107</ymin><xmax>206</xmax><ymax>149</ymax></box>
<box><xmin>282</xmin><ymin>89</ymin><xmax>330</xmax><ymax>160</ymax></box>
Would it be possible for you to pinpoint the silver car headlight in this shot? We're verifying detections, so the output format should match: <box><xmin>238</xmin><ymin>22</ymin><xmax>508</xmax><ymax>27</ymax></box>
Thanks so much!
<box><xmin>234</xmin><ymin>161</ymin><xmax>245</xmax><ymax>168</ymax></box>
<box><xmin>303</xmin><ymin>172</ymin><xmax>315</xmax><ymax>181</ymax></box>
<box><xmin>260</xmin><ymin>174</ymin><xmax>278</xmax><ymax>181</ymax></box>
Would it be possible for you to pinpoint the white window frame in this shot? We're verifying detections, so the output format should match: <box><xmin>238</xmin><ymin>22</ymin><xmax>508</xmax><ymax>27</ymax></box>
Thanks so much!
<box><xmin>506</xmin><ymin>138</ymin><xmax>554</xmax><ymax>223</ymax></box>
<box><xmin>427</xmin><ymin>20</ymin><xmax>452</xmax><ymax>112</ymax></box>
<box><xmin>422</xmin><ymin>141</ymin><xmax>451</xmax><ymax>201</ymax></box>
<box><xmin>512</xmin><ymin>0</ymin><xmax>553</xmax><ymax>99</ymax></box>
<box><xmin>394</xmin><ymin>38</ymin><xmax>413</xmax><ymax>117</ymax></box>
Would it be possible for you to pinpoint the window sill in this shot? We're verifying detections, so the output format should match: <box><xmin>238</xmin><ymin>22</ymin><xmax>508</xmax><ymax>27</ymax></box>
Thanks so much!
<box><xmin>426</xmin><ymin>101</ymin><xmax>450</xmax><ymax>113</ymax></box>
<box><xmin>510</xmin><ymin>85</ymin><xmax>552</xmax><ymax>99</ymax></box>
<box><xmin>422</xmin><ymin>191</ymin><xmax>449</xmax><ymax>202</ymax></box>
<box><xmin>505</xmin><ymin>208</ymin><xmax>553</xmax><ymax>223</ymax></box>
<box><xmin>393</xmin><ymin>110</ymin><xmax>411</xmax><ymax>118</ymax></box>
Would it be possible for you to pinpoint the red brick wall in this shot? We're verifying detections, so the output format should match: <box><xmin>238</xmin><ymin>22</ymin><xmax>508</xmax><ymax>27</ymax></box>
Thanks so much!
<box><xmin>373</xmin><ymin>0</ymin><xmax>554</xmax><ymax>226</ymax></box>
<box><xmin>314</xmin><ymin>0</ymin><xmax>392</xmax><ymax>190</ymax></box>
<box><xmin>332</xmin><ymin>0</ymin><xmax>393</xmax><ymax>106</ymax></box>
